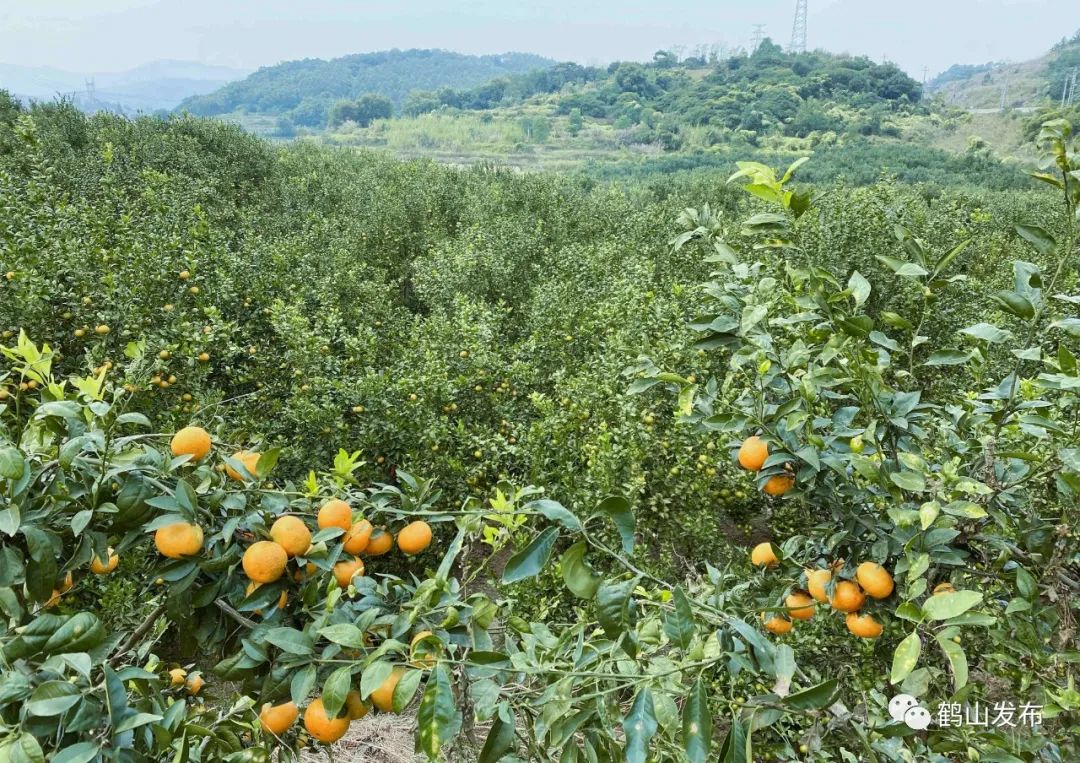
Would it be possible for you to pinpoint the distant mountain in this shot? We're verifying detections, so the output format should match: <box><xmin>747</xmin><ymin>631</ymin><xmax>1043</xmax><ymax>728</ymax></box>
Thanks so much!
<box><xmin>0</xmin><ymin>60</ymin><xmax>250</xmax><ymax>113</ymax></box>
<box><xmin>926</xmin><ymin>32</ymin><xmax>1080</xmax><ymax>109</ymax></box>
<box><xmin>177</xmin><ymin>49</ymin><xmax>555</xmax><ymax>127</ymax></box>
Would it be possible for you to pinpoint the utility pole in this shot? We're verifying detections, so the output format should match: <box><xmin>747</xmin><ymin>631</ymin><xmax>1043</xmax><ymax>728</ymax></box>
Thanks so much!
<box><xmin>1070</xmin><ymin>70</ymin><xmax>1079</xmax><ymax>106</ymax></box>
<box><xmin>789</xmin><ymin>0</ymin><xmax>808</xmax><ymax>54</ymax></box>
<box><xmin>751</xmin><ymin>24</ymin><xmax>767</xmax><ymax>52</ymax></box>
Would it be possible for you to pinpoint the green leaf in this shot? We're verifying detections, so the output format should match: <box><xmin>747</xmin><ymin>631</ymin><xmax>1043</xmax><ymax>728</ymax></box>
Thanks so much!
<box><xmin>415</xmin><ymin>664</ymin><xmax>461</xmax><ymax>760</ymax></box>
<box><xmin>321</xmin><ymin>666</ymin><xmax>353</xmax><ymax>719</ymax></box>
<box><xmin>925</xmin><ymin>350</ymin><xmax>972</xmax><ymax>366</ymax></box>
<box><xmin>890</xmin><ymin>632</ymin><xmax>921</xmax><ymax>685</ymax></box>
<box><xmin>782</xmin><ymin>679</ymin><xmax>838</xmax><ymax>710</ymax></box>
<box><xmin>624</xmin><ymin>688</ymin><xmax>658</xmax><ymax>763</ymax></box>
<box><xmin>922</xmin><ymin>590</ymin><xmax>982</xmax><ymax>620</ymax></box>
<box><xmin>478</xmin><ymin>712</ymin><xmax>516</xmax><ymax>763</ymax></box>
<box><xmin>718</xmin><ymin>715</ymin><xmax>749</xmax><ymax>763</ymax></box>
<box><xmin>265</xmin><ymin>627</ymin><xmax>313</xmax><ymax>656</ymax></box>
<box><xmin>525</xmin><ymin>499</ymin><xmax>581</xmax><ymax>531</ymax></box>
<box><xmin>319</xmin><ymin>624</ymin><xmax>365</xmax><ymax>648</ymax></box>
<box><xmin>596</xmin><ymin>578</ymin><xmax>636</xmax><ymax>639</ymax></box>
<box><xmin>594</xmin><ymin>495</ymin><xmax>635</xmax><ymax>554</ymax></box>
<box><xmin>847</xmin><ymin>271</ymin><xmax>871</xmax><ymax>307</ymax></box>
<box><xmin>1015</xmin><ymin>224</ymin><xmax>1056</xmax><ymax>255</ymax></box>
<box><xmin>0</xmin><ymin>445</ymin><xmax>24</xmax><ymax>480</ymax></box>
<box><xmin>51</xmin><ymin>742</ymin><xmax>101</xmax><ymax>763</ymax></box>
<box><xmin>360</xmin><ymin>662</ymin><xmax>394</xmax><ymax>700</ymax></box>
<box><xmin>561</xmin><ymin>542</ymin><xmax>602</xmax><ymax>600</ymax></box>
<box><xmin>772</xmin><ymin>644</ymin><xmax>796</xmax><ymax>697</ymax></box>
<box><xmin>26</xmin><ymin>681</ymin><xmax>80</xmax><ymax>716</ymax></box>
<box><xmin>960</xmin><ymin>323</ymin><xmax>1011</xmax><ymax>344</ymax></box>
<box><xmin>114</xmin><ymin>712</ymin><xmax>163</xmax><ymax>733</ymax></box>
<box><xmin>993</xmin><ymin>291</ymin><xmax>1036</xmax><ymax>320</ymax></box>
<box><xmin>393</xmin><ymin>668</ymin><xmax>423</xmax><ymax>713</ymax></box>
<box><xmin>935</xmin><ymin>633</ymin><xmax>968</xmax><ymax>691</ymax></box>
<box><xmin>682</xmin><ymin>679</ymin><xmax>712</xmax><ymax>763</ymax></box>
<box><xmin>890</xmin><ymin>471</ymin><xmax>926</xmax><ymax>492</ymax></box>
<box><xmin>662</xmin><ymin>586</ymin><xmax>696</xmax><ymax>651</ymax></box>
<box><xmin>502</xmin><ymin>527</ymin><xmax>559</xmax><ymax>584</ymax></box>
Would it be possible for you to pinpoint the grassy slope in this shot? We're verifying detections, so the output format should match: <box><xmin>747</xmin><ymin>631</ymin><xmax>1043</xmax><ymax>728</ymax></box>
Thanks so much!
<box><xmin>929</xmin><ymin>54</ymin><xmax>1053</xmax><ymax>110</ymax></box>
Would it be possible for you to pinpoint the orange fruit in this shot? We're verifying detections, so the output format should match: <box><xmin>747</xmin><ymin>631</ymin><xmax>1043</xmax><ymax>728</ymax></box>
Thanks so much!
<box><xmin>170</xmin><ymin>426</ymin><xmax>212</xmax><ymax>461</ymax></box>
<box><xmin>243</xmin><ymin>541</ymin><xmax>288</xmax><ymax>583</ymax></box>
<box><xmin>43</xmin><ymin>589</ymin><xmax>61</xmax><ymax>609</ymax></box>
<box><xmin>750</xmin><ymin>542</ymin><xmax>778</xmax><ymax>568</ymax></box>
<box><xmin>225</xmin><ymin>451</ymin><xmax>261</xmax><ymax>481</ymax></box>
<box><xmin>785</xmin><ymin>592</ymin><xmax>815</xmax><ymax>620</ymax></box>
<box><xmin>345</xmin><ymin>691</ymin><xmax>369</xmax><ymax>720</ymax></box>
<box><xmin>317</xmin><ymin>499</ymin><xmax>352</xmax><ymax>532</ymax></box>
<box><xmin>269</xmin><ymin>516</ymin><xmax>311</xmax><ymax>557</ymax></box>
<box><xmin>343</xmin><ymin>519</ymin><xmax>373</xmax><ymax>554</ymax></box>
<box><xmin>805</xmin><ymin>568</ymin><xmax>831</xmax><ymax>603</ymax></box>
<box><xmin>397</xmin><ymin>521</ymin><xmax>433</xmax><ymax>555</ymax></box>
<box><xmin>186</xmin><ymin>675</ymin><xmax>204</xmax><ymax>695</ymax></box>
<box><xmin>369</xmin><ymin>666</ymin><xmax>404</xmax><ymax>713</ymax></box>
<box><xmin>57</xmin><ymin>571</ymin><xmax>74</xmax><ymax>593</ymax></box>
<box><xmin>364</xmin><ymin>529</ymin><xmax>393</xmax><ymax>557</ymax></box>
<box><xmin>293</xmin><ymin>562</ymin><xmax>317</xmax><ymax>581</ymax></box>
<box><xmin>830</xmin><ymin>581</ymin><xmax>865</xmax><ymax>613</ymax></box>
<box><xmin>303</xmin><ymin>697</ymin><xmax>350</xmax><ymax>744</ymax></box>
<box><xmin>738</xmin><ymin>436</ymin><xmax>768</xmax><ymax>471</ymax></box>
<box><xmin>762</xmin><ymin>614</ymin><xmax>792</xmax><ymax>634</ymax></box>
<box><xmin>845</xmin><ymin>612</ymin><xmax>883</xmax><ymax>638</ymax></box>
<box><xmin>333</xmin><ymin>557</ymin><xmax>365</xmax><ymax>588</ymax></box>
<box><xmin>154</xmin><ymin>522</ymin><xmax>205</xmax><ymax>559</ymax></box>
<box><xmin>259</xmin><ymin>701</ymin><xmax>299</xmax><ymax>735</ymax></box>
<box><xmin>933</xmin><ymin>582</ymin><xmax>956</xmax><ymax>595</ymax></box>
<box><xmin>855</xmin><ymin>562</ymin><xmax>894</xmax><ymax>600</ymax></box>
<box><xmin>168</xmin><ymin>668</ymin><xmax>187</xmax><ymax>687</ymax></box>
<box><xmin>763</xmin><ymin>475</ymin><xmax>794</xmax><ymax>496</ymax></box>
<box><xmin>90</xmin><ymin>548</ymin><xmax>119</xmax><ymax>574</ymax></box>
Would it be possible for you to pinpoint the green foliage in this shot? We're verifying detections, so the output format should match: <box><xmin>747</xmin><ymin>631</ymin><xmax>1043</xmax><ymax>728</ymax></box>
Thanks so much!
<box><xmin>178</xmin><ymin>49</ymin><xmax>553</xmax><ymax>126</ymax></box>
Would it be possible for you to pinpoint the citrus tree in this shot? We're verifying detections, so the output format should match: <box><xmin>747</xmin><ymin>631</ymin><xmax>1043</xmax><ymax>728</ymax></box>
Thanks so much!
<box><xmin>628</xmin><ymin>118</ymin><xmax>1080</xmax><ymax>759</ymax></box>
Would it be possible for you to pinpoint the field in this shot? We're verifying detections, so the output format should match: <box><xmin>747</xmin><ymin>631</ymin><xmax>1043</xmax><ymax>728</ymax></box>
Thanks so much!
<box><xmin>0</xmin><ymin>93</ymin><xmax>1078</xmax><ymax>763</ymax></box>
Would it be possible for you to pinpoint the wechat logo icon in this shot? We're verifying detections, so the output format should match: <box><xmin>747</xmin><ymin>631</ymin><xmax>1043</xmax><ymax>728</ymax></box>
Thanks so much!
<box><xmin>889</xmin><ymin>694</ymin><xmax>932</xmax><ymax>730</ymax></box>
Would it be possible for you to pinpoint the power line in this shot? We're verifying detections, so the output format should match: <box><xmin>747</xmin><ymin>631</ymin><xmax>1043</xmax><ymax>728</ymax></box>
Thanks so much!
<box><xmin>751</xmin><ymin>24</ymin><xmax>767</xmax><ymax>52</ymax></box>
<box><xmin>789</xmin><ymin>0</ymin><xmax>808</xmax><ymax>54</ymax></box>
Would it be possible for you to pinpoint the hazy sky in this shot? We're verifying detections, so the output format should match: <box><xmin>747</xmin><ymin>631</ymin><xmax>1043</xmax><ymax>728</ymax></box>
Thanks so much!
<box><xmin>1</xmin><ymin>0</ymin><xmax>1077</xmax><ymax>77</ymax></box>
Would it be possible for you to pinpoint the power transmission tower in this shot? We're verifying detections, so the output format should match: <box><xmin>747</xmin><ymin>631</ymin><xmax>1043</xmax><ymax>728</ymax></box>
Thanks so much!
<box><xmin>1062</xmin><ymin>68</ymin><xmax>1078</xmax><ymax>108</ymax></box>
<box><xmin>751</xmin><ymin>24</ymin><xmax>767</xmax><ymax>52</ymax></box>
<box><xmin>1071</xmin><ymin>70</ymin><xmax>1079</xmax><ymax>106</ymax></box>
<box><xmin>789</xmin><ymin>0</ymin><xmax>808</xmax><ymax>54</ymax></box>
<box><xmin>1000</xmin><ymin>68</ymin><xmax>1009</xmax><ymax>111</ymax></box>
<box><xmin>84</xmin><ymin>78</ymin><xmax>96</xmax><ymax>104</ymax></box>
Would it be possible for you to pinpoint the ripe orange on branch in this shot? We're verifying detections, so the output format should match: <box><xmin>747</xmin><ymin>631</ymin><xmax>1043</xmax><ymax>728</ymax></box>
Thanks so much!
<box><xmin>365</xmin><ymin>528</ymin><xmax>393</xmax><ymax>557</ymax></box>
<box><xmin>750</xmin><ymin>542</ymin><xmax>778</xmax><ymax>568</ymax></box>
<box><xmin>225</xmin><ymin>451</ymin><xmax>261</xmax><ymax>481</ymax></box>
<box><xmin>317</xmin><ymin>499</ymin><xmax>352</xmax><ymax>531</ymax></box>
<box><xmin>397</xmin><ymin>521</ymin><xmax>433</xmax><ymax>555</ymax></box>
<box><xmin>303</xmin><ymin>697</ymin><xmax>350</xmax><ymax>744</ymax></box>
<box><xmin>155</xmin><ymin>522</ymin><xmax>204</xmax><ymax>559</ymax></box>
<box><xmin>845</xmin><ymin>612</ymin><xmax>883</xmax><ymax>638</ymax></box>
<box><xmin>805</xmin><ymin>568</ymin><xmax>832</xmax><ymax>602</ymax></box>
<box><xmin>829</xmin><ymin>580</ymin><xmax>866</xmax><ymax>613</ymax></box>
<box><xmin>343</xmin><ymin>519</ymin><xmax>373</xmax><ymax>554</ymax></box>
<box><xmin>855</xmin><ymin>562</ymin><xmax>894</xmax><ymax>599</ymax></box>
<box><xmin>90</xmin><ymin>548</ymin><xmax>119</xmax><ymax>574</ymax></box>
<box><xmin>269</xmin><ymin>515</ymin><xmax>311</xmax><ymax>557</ymax></box>
<box><xmin>762</xmin><ymin>614</ymin><xmax>792</xmax><ymax>634</ymax></box>
<box><xmin>370</xmin><ymin>666</ymin><xmax>405</xmax><ymax>713</ymax></box>
<box><xmin>785</xmin><ymin>592</ymin><xmax>815</xmax><ymax>620</ymax></box>
<box><xmin>259</xmin><ymin>701</ymin><xmax>298</xmax><ymax>735</ymax></box>
<box><xmin>243</xmin><ymin>541</ymin><xmax>288</xmax><ymax>583</ymax></box>
<box><xmin>170</xmin><ymin>426</ymin><xmax>212</xmax><ymax>461</ymax></box>
<box><xmin>333</xmin><ymin>557</ymin><xmax>365</xmax><ymax>588</ymax></box>
<box><xmin>762</xmin><ymin>474</ymin><xmax>794</xmax><ymax>496</ymax></box>
<box><xmin>737</xmin><ymin>436</ymin><xmax>768</xmax><ymax>471</ymax></box>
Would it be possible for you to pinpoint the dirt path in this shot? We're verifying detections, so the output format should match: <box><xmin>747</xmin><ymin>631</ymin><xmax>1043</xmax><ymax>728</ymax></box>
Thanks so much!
<box><xmin>300</xmin><ymin>713</ymin><xmax>422</xmax><ymax>763</ymax></box>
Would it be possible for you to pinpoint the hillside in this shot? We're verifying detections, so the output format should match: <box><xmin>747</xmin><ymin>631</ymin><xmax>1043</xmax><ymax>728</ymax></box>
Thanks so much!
<box><xmin>178</xmin><ymin>49</ymin><xmax>554</xmax><ymax>128</ymax></box>
<box><xmin>926</xmin><ymin>31</ymin><xmax>1080</xmax><ymax>109</ymax></box>
<box><xmin>0</xmin><ymin>60</ymin><xmax>249</xmax><ymax>113</ymax></box>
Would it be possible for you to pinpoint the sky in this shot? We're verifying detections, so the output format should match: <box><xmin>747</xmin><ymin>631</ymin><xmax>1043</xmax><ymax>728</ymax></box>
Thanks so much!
<box><xmin>0</xmin><ymin>0</ymin><xmax>1076</xmax><ymax>78</ymax></box>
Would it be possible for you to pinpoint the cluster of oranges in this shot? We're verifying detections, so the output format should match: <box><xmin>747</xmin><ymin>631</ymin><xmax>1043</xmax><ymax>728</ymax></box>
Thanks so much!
<box><xmin>161</xmin><ymin>424</ymin><xmax>438</xmax><ymax>740</ymax></box>
<box><xmin>751</xmin><ymin>542</ymin><xmax>894</xmax><ymax>639</ymax></box>
<box><xmin>737</xmin><ymin>435</ymin><xmax>794</xmax><ymax>496</ymax></box>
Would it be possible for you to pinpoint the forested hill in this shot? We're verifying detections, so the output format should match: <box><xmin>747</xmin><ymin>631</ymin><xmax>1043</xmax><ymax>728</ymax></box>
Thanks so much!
<box><xmin>177</xmin><ymin>49</ymin><xmax>554</xmax><ymax>127</ymax></box>
<box><xmin>403</xmin><ymin>41</ymin><xmax>922</xmax><ymax>136</ymax></box>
